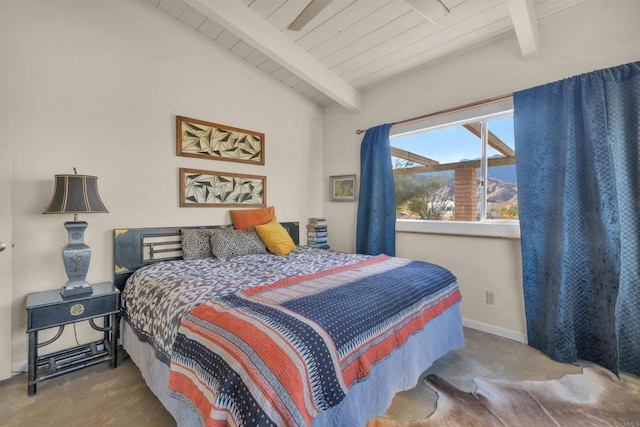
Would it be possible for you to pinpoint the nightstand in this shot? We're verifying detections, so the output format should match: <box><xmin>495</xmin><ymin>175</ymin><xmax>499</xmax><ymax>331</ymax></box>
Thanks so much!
<box><xmin>25</xmin><ymin>282</ymin><xmax>120</xmax><ymax>395</ymax></box>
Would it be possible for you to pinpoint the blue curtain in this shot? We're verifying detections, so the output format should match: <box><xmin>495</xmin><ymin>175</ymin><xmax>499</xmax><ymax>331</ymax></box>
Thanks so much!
<box><xmin>356</xmin><ymin>123</ymin><xmax>396</xmax><ymax>256</ymax></box>
<box><xmin>514</xmin><ymin>61</ymin><xmax>640</xmax><ymax>376</ymax></box>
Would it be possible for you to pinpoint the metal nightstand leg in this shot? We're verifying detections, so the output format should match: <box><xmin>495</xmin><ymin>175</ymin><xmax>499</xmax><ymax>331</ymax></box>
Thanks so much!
<box><xmin>28</xmin><ymin>331</ymin><xmax>37</xmax><ymax>396</ymax></box>
<box><xmin>109</xmin><ymin>313</ymin><xmax>118</xmax><ymax>369</ymax></box>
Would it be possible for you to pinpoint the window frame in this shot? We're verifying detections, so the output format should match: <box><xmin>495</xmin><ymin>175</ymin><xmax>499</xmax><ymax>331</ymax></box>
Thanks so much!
<box><xmin>390</xmin><ymin>97</ymin><xmax>520</xmax><ymax>238</ymax></box>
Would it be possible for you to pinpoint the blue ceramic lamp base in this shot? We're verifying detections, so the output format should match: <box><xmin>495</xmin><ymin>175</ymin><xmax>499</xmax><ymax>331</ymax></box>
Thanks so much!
<box><xmin>60</xmin><ymin>221</ymin><xmax>93</xmax><ymax>298</ymax></box>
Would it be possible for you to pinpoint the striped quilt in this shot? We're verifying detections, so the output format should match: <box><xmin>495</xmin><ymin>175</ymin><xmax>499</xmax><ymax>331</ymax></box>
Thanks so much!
<box><xmin>168</xmin><ymin>254</ymin><xmax>461</xmax><ymax>426</ymax></box>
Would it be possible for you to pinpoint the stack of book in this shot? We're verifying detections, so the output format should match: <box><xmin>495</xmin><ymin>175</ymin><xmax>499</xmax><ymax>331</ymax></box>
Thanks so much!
<box><xmin>307</xmin><ymin>218</ymin><xmax>329</xmax><ymax>249</ymax></box>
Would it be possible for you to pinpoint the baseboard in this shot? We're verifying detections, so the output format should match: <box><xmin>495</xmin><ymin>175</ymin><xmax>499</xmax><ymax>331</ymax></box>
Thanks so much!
<box><xmin>462</xmin><ymin>317</ymin><xmax>528</xmax><ymax>343</ymax></box>
<box><xmin>12</xmin><ymin>360</ymin><xmax>27</xmax><ymax>376</ymax></box>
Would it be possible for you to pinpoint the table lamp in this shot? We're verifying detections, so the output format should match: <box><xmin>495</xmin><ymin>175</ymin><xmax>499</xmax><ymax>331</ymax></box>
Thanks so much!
<box><xmin>43</xmin><ymin>169</ymin><xmax>109</xmax><ymax>298</ymax></box>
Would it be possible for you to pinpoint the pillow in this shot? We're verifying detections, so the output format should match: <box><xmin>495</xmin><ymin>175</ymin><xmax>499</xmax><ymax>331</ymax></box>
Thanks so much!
<box><xmin>209</xmin><ymin>228</ymin><xmax>267</xmax><ymax>259</ymax></box>
<box><xmin>255</xmin><ymin>220</ymin><xmax>296</xmax><ymax>256</ymax></box>
<box><xmin>230</xmin><ymin>206</ymin><xmax>276</xmax><ymax>230</ymax></box>
<box><xmin>181</xmin><ymin>229</ymin><xmax>213</xmax><ymax>260</ymax></box>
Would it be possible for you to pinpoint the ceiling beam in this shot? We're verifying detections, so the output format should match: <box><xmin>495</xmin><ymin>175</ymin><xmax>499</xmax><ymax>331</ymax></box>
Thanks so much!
<box><xmin>507</xmin><ymin>0</ymin><xmax>539</xmax><ymax>57</ymax></box>
<box><xmin>184</xmin><ymin>0</ymin><xmax>362</xmax><ymax>112</ymax></box>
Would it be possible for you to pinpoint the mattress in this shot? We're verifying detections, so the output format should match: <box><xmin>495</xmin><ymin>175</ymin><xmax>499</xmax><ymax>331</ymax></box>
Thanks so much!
<box><xmin>122</xmin><ymin>247</ymin><xmax>464</xmax><ymax>426</ymax></box>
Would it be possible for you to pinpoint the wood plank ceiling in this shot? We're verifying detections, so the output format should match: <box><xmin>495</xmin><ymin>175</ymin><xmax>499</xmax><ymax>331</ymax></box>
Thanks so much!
<box><xmin>145</xmin><ymin>0</ymin><xmax>588</xmax><ymax>111</ymax></box>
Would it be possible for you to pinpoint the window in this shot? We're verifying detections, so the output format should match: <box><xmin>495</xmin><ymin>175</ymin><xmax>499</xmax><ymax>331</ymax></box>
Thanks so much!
<box><xmin>390</xmin><ymin>97</ymin><xmax>519</xmax><ymax>237</ymax></box>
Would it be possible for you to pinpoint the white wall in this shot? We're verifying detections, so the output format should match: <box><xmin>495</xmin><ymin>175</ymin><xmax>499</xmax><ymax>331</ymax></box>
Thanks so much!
<box><xmin>0</xmin><ymin>7</ymin><xmax>14</xmax><ymax>379</ymax></box>
<box><xmin>3</xmin><ymin>0</ymin><xmax>323</xmax><ymax>370</ymax></box>
<box><xmin>323</xmin><ymin>0</ymin><xmax>640</xmax><ymax>338</ymax></box>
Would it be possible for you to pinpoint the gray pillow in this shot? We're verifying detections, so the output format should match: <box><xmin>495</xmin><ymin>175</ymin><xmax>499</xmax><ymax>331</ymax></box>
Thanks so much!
<box><xmin>210</xmin><ymin>228</ymin><xmax>267</xmax><ymax>259</ymax></box>
<box><xmin>181</xmin><ymin>229</ymin><xmax>213</xmax><ymax>260</ymax></box>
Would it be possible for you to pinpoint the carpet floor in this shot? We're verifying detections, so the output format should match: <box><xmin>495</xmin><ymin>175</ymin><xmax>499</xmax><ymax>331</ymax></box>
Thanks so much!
<box><xmin>2</xmin><ymin>327</ymin><xmax>638</xmax><ymax>426</ymax></box>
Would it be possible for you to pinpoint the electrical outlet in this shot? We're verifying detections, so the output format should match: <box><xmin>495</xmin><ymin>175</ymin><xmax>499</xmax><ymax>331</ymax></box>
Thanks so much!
<box><xmin>486</xmin><ymin>291</ymin><xmax>495</xmax><ymax>305</ymax></box>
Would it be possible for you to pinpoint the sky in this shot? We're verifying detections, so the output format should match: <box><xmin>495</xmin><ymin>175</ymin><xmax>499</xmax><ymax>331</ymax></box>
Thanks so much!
<box><xmin>390</xmin><ymin>116</ymin><xmax>515</xmax><ymax>165</ymax></box>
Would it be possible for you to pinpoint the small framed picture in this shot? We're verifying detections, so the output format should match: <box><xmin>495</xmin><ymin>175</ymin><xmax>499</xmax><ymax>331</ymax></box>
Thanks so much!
<box><xmin>330</xmin><ymin>174</ymin><xmax>357</xmax><ymax>202</ymax></box>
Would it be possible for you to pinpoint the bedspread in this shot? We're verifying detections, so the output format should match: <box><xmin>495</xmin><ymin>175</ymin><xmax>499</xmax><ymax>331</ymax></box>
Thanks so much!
<box><xmin>168</xmin><ymin>254</ymin><xmax>461</xmax><ymax>426</ymax></box>
<box><xmin>122</xmin><ymin>247</ymin><xmax>370</xmax><ymax>363</ymax></box>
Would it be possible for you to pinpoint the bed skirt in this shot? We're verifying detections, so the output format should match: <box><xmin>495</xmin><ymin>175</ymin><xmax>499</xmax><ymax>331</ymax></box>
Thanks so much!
<box><xmin>122</xmin><ymin>302</ymin><xmax>464</xmax><ymax>426</ymax></box>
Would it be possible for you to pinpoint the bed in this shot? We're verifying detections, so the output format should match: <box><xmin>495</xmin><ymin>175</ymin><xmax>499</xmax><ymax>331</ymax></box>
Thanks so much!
<box><xmin>114</xmin><ymin>222</ymin><xmax>464</xmax><ymax>426</ymax></box>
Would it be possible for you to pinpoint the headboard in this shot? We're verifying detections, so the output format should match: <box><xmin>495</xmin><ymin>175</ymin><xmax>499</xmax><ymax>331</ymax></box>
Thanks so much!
<box><xmin>113</xmin><ymin>222</ymin><xmax>299</xmax><ymax>291</ymax></box>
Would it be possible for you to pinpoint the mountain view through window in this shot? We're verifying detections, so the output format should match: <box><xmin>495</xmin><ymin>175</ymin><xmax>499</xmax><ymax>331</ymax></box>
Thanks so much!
<box><xmin>391</xmin><ymin>113</ymin><xmax>517</xmax><ymax>221</ymax></box>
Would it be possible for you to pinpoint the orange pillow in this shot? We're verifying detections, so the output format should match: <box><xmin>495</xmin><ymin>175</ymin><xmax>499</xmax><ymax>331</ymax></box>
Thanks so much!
<box><xmin>229</xmin><ymin>206</ymin><xmax>275</xmax><ymax>230</ymax></box>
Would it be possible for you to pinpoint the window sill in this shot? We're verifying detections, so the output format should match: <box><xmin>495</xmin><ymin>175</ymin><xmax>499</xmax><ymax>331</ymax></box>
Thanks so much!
<box><xmin>396</xmin><ymin>219</ymin><xmax>520</xmax><ymax>239</ymax></box>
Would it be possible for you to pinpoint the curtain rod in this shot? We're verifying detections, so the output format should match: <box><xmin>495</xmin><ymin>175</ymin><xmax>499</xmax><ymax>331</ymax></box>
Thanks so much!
<box><xmin>354</xmin><ymin>94</ymin><xmax>512</xmax><ymax>135</ymax></box>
